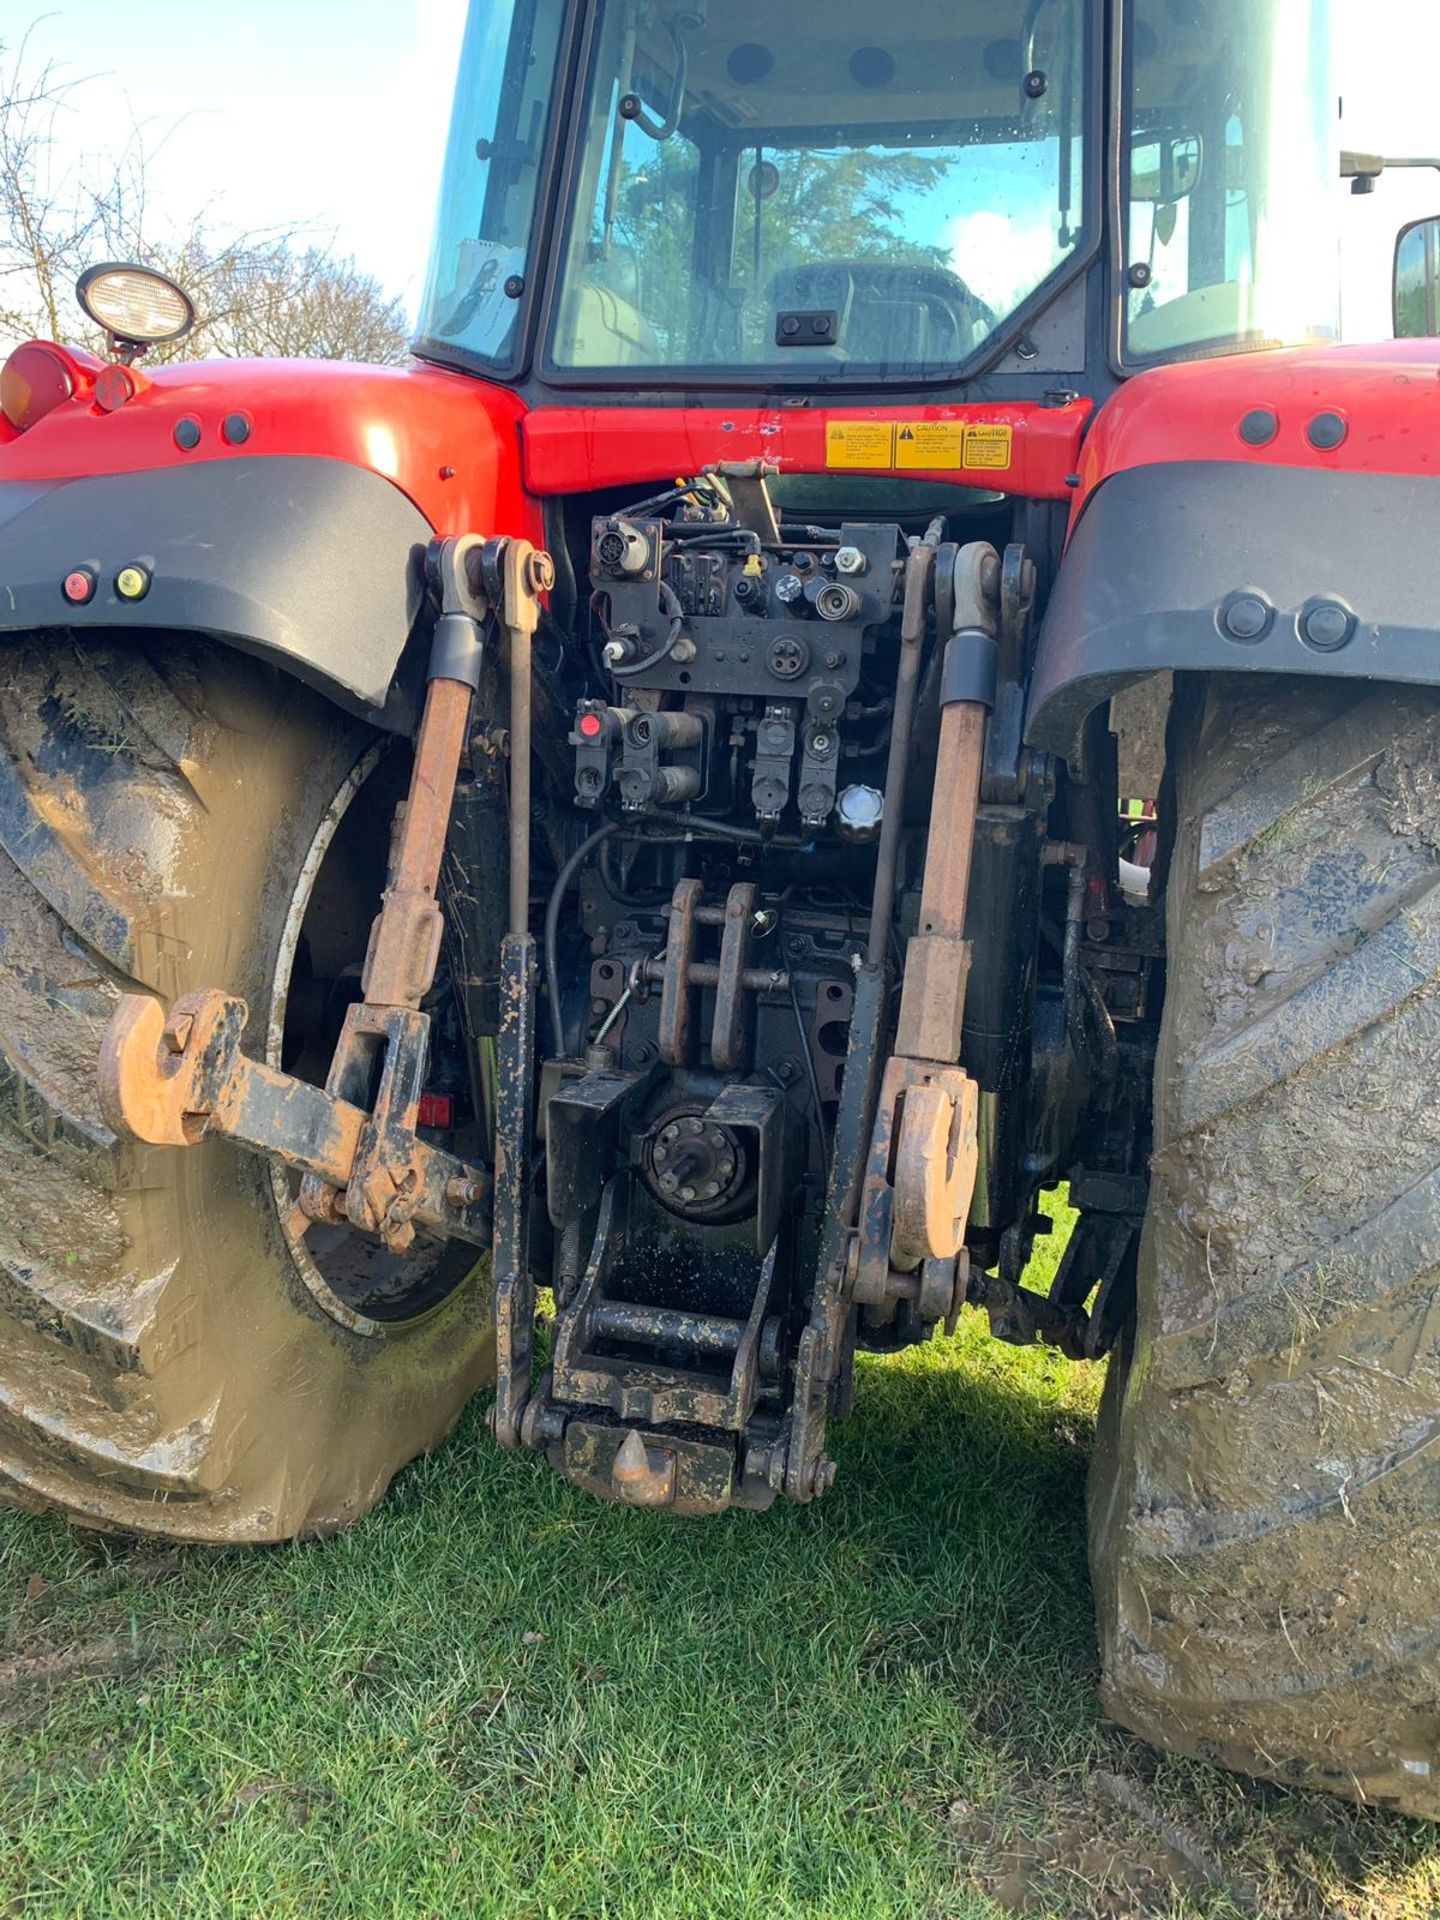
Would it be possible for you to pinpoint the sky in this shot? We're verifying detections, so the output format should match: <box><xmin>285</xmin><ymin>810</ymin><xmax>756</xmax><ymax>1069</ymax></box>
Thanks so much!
<box><xmin>7</xmin><ymin>0</ymin><xmax>1440</xmax><ymax>345</ymax></box>
<box><xmin>9</xmin><ymin>1</ymin><xmax>472</xmax><ymax>321</ymax></box>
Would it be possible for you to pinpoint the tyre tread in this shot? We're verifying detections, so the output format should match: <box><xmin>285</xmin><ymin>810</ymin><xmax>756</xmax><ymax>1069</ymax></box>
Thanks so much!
<box><xmin>1091</xmin><ymin>672</ymin><xmax>1440</xmax><ymax>1819</ymax></box>
<box><xmin>0</xmin><ymin>633</ymin><xmax>492</xmax><ymax>1543</ymax></box>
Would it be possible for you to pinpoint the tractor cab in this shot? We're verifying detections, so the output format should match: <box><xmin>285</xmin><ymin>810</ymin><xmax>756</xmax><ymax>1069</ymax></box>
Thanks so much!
<box><xmin>417</xmin><ymin>0</ymin><xmax>1340</xmax><ymax>396</ymax></box>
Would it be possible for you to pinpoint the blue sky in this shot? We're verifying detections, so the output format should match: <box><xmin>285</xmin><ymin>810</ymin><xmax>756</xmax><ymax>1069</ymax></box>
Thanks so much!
<box><xmin>10</xmin><ymin>0</ymin><xmax>1440</xmax><ymax>342</ymax></box>
<box><xmin>11</xmin><ymin>1</ymin><xmax>470</xmax><ymax>317</ymax></box>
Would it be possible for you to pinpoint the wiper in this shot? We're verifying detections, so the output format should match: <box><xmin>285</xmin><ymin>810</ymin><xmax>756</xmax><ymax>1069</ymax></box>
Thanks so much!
<box><xmin>437</xmin><ymin>258</ymin><xmax>502</xmax><ymax>338</ymax></box>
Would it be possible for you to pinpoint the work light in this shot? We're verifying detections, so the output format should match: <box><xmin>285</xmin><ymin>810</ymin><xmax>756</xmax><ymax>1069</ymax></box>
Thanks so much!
<box><xmin>75</xmin><ymin>263</ymin><xmax>196</xmax><ymax>361</ymax></box>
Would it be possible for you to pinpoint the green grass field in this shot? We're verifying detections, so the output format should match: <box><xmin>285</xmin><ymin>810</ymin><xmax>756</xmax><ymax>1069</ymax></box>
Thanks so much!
<box><xmin>3</xmin><ymin>1206</ymin><xmax>1440</xmax><ymax>1919</ymax></box>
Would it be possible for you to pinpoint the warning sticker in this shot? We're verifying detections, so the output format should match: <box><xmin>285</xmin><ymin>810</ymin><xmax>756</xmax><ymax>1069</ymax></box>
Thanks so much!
<box><xmin>894</xmin><ymin>420</ymin><xmax>965</xmax><ymax>470</ymax></box>
<box><xmin>963</xmin><ymin>423</ymin><xmax>1014</xmax><ymax>471</ymax></box>
<box><xmin>825</xmin><ymin>417</ymin><xmax>1015</xmax><ymax>474</ymax></box>
<box><xmin>826</xmin><ymin>420</ymin><xmax>895</xmax><ymax>469</ymax></box>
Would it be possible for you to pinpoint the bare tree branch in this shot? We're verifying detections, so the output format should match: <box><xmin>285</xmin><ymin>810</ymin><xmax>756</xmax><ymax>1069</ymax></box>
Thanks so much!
<box><xmin>0</xmin><ymin>28</ymin><xmax>410</xmax><ymax>365</ymax></box>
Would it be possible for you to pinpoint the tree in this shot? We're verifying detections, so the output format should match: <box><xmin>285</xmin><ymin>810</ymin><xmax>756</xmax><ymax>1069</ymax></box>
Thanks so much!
<box><xmin>140</xmin><ymin>237</ymin><xmax>412</xmax><ymax>366</ymax></box>
<box><xmin>0</xmin><ymin>30</ymin><xmax>409</xmax><ymax>364</ymax></box>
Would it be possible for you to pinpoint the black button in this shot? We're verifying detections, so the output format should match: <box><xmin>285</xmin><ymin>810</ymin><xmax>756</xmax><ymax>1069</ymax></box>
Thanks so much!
<box><xmin>1238</xmin><ymin>408</ymin><xmax>1278</xmax><ymax>447</ymax></box>
<box><xmin>173</xmin><ymin>416</ymin><xmax>202</xmax><ymax>450</ymax></box>
<box><xmin>222</xmin><ymin>413</ymin><xmax>252</xmax><ymax>445</ymax></box>
<box><xmin>1307</xmin><ymin>411</ymin><xmax>1347</xmax><ymax>450</ymax></box>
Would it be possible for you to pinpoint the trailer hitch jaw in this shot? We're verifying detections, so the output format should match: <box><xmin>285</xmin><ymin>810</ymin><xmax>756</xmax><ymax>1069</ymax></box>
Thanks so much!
<box><xmin>96</xmin><ymin>534</ymin><xmax>552</xmax><ymax>1264</ymax></box>
<box><xmin>100</xmin><ymin>990</ymin><xmax>491</xmax><ymax>1248</ymax></box>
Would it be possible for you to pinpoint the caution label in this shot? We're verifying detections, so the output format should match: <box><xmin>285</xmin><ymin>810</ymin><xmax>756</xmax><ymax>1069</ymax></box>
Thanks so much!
<box><xmin>825</xmin><ymin>418</ymin><xmax>1016</xmax><ymax>474</ymax></box>
<box><xmin>963</xmin><ymin>423</ymin><xmax>1014</xmax><ymax>471</ymax></box>
<box><xmin>894</xmin><ymin>420</ymin><xmax>965</xmax><ymax>470</ymax></box>
<box><xmin>826</xmin><ymin>420</ymin><xmax>895</xmax><ymax>469</ymax></box>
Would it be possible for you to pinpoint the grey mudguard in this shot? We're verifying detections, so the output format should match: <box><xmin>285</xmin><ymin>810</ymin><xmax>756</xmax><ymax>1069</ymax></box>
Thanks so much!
<box><xmin>0</xmin><ymin>454</ymin><xmax>433</xmax><ymax>713</ymax></box>
<box><xmin>1026</xmin><ymin>460</ymin><xmax>1440</xmax><ymax>769</ymax></box>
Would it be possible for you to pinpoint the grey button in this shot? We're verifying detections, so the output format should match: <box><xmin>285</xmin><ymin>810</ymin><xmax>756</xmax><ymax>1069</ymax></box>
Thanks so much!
<box><xmin>1300</xmin><ymin>601</ymin><xmax>1354</xmax><ymax>650</ymax></box>
<box><xmin>1221</xmin><ymin>594</ymin><xmax>1271</xmax><ymax>641</ymax></box>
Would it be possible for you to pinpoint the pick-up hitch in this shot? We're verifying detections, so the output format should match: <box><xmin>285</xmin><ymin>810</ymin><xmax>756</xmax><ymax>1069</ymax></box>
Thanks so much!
<box><xmin>99</xmin><ymin>534</ymin><xmax>552</xmax><ymax>1263</ymax></box>
<box><xmin>101</xmin><ymin>990</ymin><xmax>491</xmax><ymax>1251</ymax></box>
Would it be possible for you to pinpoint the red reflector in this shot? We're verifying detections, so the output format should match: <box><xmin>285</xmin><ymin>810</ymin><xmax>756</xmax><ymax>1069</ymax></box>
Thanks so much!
<box><xmin>94</xmin><ymin>364</ymin><xmax>135</xmax><ymax>413</ymax></box>
<box><xmin>417</xmin><ymin>1092</ymin><xmax>452</xmax><ymax>1129</ymax></box>
<box><xmin>63</xmin><ymin>569</ymin><xmax>96</xmax><ymax>605</ymax></box>
<box><xmin>578</xmin><ymin>712</ymin><xmax>604</xmax><ymax>739</ymax></box>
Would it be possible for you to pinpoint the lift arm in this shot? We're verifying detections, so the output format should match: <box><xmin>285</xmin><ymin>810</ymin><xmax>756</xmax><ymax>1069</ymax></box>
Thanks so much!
<box><xmin>99</xmin><ymin>535</ymin><xmax>552</xmax><ymax>1258</ymax></box>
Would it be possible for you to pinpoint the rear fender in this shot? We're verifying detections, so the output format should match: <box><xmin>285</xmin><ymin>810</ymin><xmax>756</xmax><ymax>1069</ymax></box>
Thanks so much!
<box><xmin>0</xmin><ymin>455</ymin><xmax>439</xmax><ymax>721</ymax></box>
<box><xmin>0</xmin><ymin>456</ymin><xmax>432</xmax><ymax>720</ymax></box>
<box><xmin>1027</xmin><ymin>458</ymin><xmax>1440</xmax><ymax>772</ymax></box>
<box><xmin>0</xmin><ymin>353</ymin><xmax>537</xmax><ymax>723</ymax></box>
<box><xmin>1027</xmin><ymin>342</ymin><xmax>1440</xmax><ymax>772</ymax></box>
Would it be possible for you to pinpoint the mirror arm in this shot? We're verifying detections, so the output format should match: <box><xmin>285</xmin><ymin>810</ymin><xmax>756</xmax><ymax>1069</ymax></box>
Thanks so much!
<box><xmin>627</xmin><ymin>13</ymin><xmax>695</xmax><ymax>143</ymax></box>
<box><xmin>1020</xmin><ymin>0</ymin><xmax>1056</xmax><ymax>85</ymax></box>
<box><xmin>1343</xmin><ymin>151</ymin><xmax>1440</xmax><ymax>196</ymax></box>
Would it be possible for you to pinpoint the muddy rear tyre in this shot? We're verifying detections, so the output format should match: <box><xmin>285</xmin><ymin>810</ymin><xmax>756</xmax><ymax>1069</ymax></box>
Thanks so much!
<box><xmin>0</xmin><ymin>633</ymin><xmax>492</xmax><ymax>1544</ymax></box>
<box><xmin>1090</xmin><ymin>674</ymin><xmax>1440</xmax><ymax>1817</ymax></box>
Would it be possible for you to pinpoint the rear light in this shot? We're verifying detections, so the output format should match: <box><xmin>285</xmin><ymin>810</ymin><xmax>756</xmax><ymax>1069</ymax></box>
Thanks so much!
<box><xmin>417</xmin><ymin>1091</ymin><xmax>453</xmax><ymax>1129</ymax></box>
<box><xmin>1</xmin><ymin>343</ymin><xmax>75</xmax><ymax>431</ymax></box>
<box><xmin>0</xmin><ymin>341</ymin><xmax>102</xmax><ymax>432</ymax></box>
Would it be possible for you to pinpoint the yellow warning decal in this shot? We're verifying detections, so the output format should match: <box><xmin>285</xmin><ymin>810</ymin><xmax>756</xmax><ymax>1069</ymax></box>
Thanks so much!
<box><xmin>826</xmin><ymin>418</ymin><xmax>1015</xmax><ymax>473</ymax></box>
<box><xmin>894</xmin><ymin>420</ymin><xmax>965</xmax><ymax>470</ymax></box>
<box><xmin>826</xmin><ymin>420</ymin><xmax>895</xmax><ymax>469</ymax></box>
<box><xmin>963</xmin><ymin>423</ymin><xmax>1014</xmax><ymax>471</ymax></box>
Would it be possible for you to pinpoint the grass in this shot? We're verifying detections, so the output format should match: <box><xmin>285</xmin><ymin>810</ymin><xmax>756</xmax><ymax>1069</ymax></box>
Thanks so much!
<box><xmin>2</xmin><ymin>1202</ymin><xmax>1440</xmax><ymax>1918</ymax></box>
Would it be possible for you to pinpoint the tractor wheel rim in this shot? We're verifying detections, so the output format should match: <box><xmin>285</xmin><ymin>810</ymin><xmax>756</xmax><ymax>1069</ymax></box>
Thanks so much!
<box><xmin>265</xmin><ymin>743</ymin><xmax>387</xmax><ymax>1336</ymax></box>
<box><xmin>263</xmin><ymin>743</ymin><xmax>482</xmax><ymax>1337</ymax></box>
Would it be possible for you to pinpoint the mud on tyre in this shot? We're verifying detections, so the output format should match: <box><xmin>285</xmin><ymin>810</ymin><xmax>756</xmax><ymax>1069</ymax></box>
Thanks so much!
<box><xmin>0</xmin><ymin>632</ymin><xmax>492</xmax><ymax>1543</ymax></box>
<box><xmin>1091</xmin><ymin>673</ymin><xmax>1440</xmax><ymax>1817</ymax></box>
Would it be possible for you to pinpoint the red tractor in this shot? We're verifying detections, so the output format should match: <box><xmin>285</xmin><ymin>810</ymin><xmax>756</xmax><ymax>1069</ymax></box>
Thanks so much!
<box><xmin>2</xmin><ymin>0</ymin><xmax>1438</xmax><ymax>1818</ymax></box>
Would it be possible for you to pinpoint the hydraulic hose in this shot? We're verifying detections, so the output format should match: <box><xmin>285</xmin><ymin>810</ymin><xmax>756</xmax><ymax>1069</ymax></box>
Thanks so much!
<box><xmin>609</xmin><ymin>582</ymin><xmax>686</xmax><ymax>678</ymax></box>
<box><xmin>545</xmin><ymin>822</ymin><xmax>621</xmax><ymax>1060</ymax></box>
<box><xmin>543</xmin><ymin>814</ymin><xmax>794</xmax><ymax>1059</ymax></box>
<box><xmin>1061</xmin><ymin>862</ymin><xmax>1118</xmax><ymax>1086</ymax></box>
